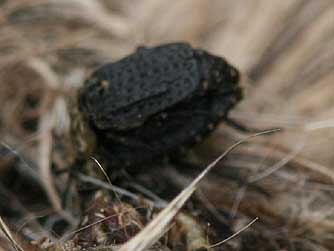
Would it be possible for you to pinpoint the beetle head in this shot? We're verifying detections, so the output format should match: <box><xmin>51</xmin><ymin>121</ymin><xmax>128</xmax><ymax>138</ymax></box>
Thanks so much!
<box><xmin>196</xmin><ymin>50</ymin><xmax>243</xmax><ymax>101</ymax></box>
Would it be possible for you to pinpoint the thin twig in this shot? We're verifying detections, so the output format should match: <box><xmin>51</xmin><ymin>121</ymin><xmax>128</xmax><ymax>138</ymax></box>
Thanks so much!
<box><xmin>210</xmin><ymin>217</ymin><xmax>259</xmax><ymax>248</ymax></box>
<box><xmin>0</xmin><ymin>216</ymin><xmax>24</xmax><ymax>251</ymax></box>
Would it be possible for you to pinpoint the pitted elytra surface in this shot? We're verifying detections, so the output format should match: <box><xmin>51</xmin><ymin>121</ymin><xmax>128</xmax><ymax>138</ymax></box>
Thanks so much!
<box><xmin>78</xmin><ymin>42</ymin><xmax>243</xmax><ymax>168</ymax></box>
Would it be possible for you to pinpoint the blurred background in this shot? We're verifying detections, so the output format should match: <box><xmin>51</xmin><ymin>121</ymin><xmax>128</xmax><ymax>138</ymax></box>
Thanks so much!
<box><xmin>0</xmin><ymin>1</ymin><xmax>333</xmax><ymax>251</ymax></box>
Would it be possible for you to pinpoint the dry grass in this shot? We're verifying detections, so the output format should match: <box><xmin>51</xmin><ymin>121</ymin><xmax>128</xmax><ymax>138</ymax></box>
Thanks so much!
<box><xmin>0</xmin><ymin>0</ymin><xmax>333</xmax><ymax>250</ymax></box>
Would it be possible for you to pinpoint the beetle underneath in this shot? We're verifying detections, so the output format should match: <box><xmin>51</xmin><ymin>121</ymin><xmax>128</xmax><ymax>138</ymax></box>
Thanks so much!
<box><xmin>75</xmin><ymin>42</ymin><xmax>243</xmax><ymax>169</ymax></box>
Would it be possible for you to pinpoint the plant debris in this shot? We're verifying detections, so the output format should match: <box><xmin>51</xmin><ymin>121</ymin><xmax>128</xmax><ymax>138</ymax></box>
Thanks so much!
<box><xmin>0</xmin><ymin>1</ymin><xmax>333</xmax><ymax>251</ymax></box>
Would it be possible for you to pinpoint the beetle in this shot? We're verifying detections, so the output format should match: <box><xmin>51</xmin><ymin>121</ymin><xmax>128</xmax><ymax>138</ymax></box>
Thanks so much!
<box><xmin>76</xmin><ymin>42</ymin><xmax>243</xmax><ymax>169</ymax></box>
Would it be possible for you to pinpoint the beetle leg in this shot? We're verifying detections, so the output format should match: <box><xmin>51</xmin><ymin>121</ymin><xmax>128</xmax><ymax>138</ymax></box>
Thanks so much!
<box><xmin>60</xmin><ymin>159</ymin><xmax>84</xmax><ymax>209</ymax></box>
<box><xmin>224</xmin><ymin>116</ymin><xmax>280</xmax><ymax>134</ymax></box>
<box><xmin>223</xmin><ymin>116</ymin><xmax>257</xmax><ymax>133</ymax></box>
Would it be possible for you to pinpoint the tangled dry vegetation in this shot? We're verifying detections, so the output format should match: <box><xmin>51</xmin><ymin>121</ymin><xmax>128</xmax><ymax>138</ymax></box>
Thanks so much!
<box><xmin>0</xmin><ymin>0</ymin><xmax>333</xmax><ymax>251</ymax></box>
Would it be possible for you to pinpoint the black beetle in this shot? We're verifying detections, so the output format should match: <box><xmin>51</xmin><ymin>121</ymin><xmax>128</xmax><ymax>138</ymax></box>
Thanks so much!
<box><xmin>76</xmin><ymin>42</ymin><xmax>243</xmax><ymax>169</ymax></box>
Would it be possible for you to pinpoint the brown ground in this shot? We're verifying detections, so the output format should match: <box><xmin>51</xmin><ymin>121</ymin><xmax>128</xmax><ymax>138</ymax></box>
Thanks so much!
<box><xmin>0</xmin><ymin>1</ymin><xmax>333</xmax><ymax>251</ymax></box>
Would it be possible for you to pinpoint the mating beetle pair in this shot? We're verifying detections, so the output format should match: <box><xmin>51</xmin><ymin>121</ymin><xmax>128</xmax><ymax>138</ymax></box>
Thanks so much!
<box><xmin>76</xmin><ymin>42</ymin><xmax>243</xmax><ymax>169</ymax></box>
